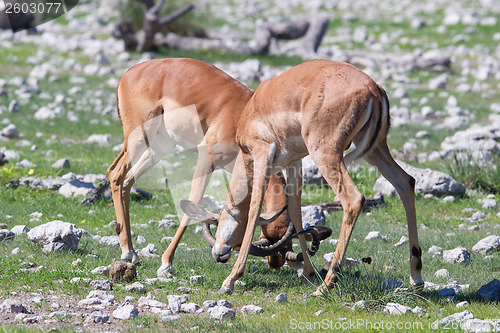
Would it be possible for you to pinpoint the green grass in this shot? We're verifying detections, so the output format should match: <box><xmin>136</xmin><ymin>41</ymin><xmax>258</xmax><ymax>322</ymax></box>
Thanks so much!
<box><xmin>1</xmin><ymin>1</ymin><xmax>500</xmax><ymax>331</ymax></box>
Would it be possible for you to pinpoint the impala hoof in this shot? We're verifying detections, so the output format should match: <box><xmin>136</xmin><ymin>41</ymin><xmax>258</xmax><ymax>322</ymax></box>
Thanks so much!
<box><xmin>218</xmin><ymin>286</ymin><xmax>233</xmax><ymax>295</ymax></box>
<box><xmin>156</xmin><ymin>263</ymin><xmax>173</xmax><ymax>277</ymax></box>
<box><xmin>121</xmin><ymin>251</ymin><xmax>140</xmax><ymax>264</ymax></box>
<box><xmin>313</xmin><ymin>284</ymin><xmax>329</xmax><ymax>297</ymax></box>
<box><xmin>411</xmin><ymin>277</ymin><xmax>425</xmax><ymax>290</ymax></box>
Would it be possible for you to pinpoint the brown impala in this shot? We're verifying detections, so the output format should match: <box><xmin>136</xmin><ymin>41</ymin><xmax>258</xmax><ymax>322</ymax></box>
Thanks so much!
<box><xmin>182</xmin><ymin>59</ymin><xmax>424</xmax><ymax>294</ymax></box>
<box><xmin>107</xmin><ymin>58</ymin><xmax>329</xmax><ymax>278</ymax></box>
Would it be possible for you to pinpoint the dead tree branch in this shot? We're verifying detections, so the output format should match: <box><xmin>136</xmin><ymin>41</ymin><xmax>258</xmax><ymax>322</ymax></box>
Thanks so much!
<box><xmin>113</xmin><ymin>0</ymin><xmax>329</xmax><ymax>55</ymax></box>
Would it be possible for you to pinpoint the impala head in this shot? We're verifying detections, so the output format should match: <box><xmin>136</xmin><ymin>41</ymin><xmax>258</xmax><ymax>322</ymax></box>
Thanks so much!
<box><xmin>180</xmin><ymin>200</ymin><xmax>289</xmax><ymax>263</ymax></box>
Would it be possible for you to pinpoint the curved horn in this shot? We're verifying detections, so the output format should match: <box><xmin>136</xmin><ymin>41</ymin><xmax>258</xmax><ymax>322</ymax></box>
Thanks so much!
<box><xmin>249</xmin><ymin>220</ymin><xmax>295</xmax><ymax>257</ymax></box>
<box><xmin>284</xmin><ymin>226</ymin><xmax>333</xmax><ymax>262</ymax></box>
<box><xmin>257</xmin><ymin>205</ymin><xmax>288</xmax><ymax>225</ymax></box>
<box><xmin>202</xmin><ymin>222</ymin><xmax>216</xmax><ymax>248</ymax></box>
<box><xmin>306</xmin><ymin>228</ymin><xmax>320</xmax><ymax>256</ymax></box>
<box><xmin>180</xmin><ymin>199</ymin><xmax>219</xmax><ymax>224</ymax></box>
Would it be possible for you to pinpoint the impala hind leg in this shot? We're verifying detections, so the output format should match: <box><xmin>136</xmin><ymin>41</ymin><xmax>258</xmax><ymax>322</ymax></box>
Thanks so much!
<box><xmin>286</xmin><ymin>160</ymin><xmax>315</xmax><ymax>282</ymax></box>
<box><xmin>107</xmin><ymin>148</ymin><xmax>139</xmax><ymax>263</ymax></box>
<box><xmin>109</xmin><ymin>115</ymin><xmax>175</xmax><ymax>263</ymax></box>
<box><xmin>158</xmin><ymin>144</ymin><xmax>214</xmax><ymax>276</ymax></box>
<box><xmin>310</xmin><ymin>150</ymin><xmax>365</xmax><ymax>295</ymax></box>
<box><xmin>364</xmin><ymin>143</ymin><xmax>423</xmax><ymax>287</ymax></box>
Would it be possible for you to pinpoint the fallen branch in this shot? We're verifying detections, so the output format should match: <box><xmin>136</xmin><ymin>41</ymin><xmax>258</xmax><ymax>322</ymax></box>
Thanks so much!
<box><xmin>302</xmin><ymin>195</ymin><xmax>385</xmax><ymax>213</ymax></box>
<box><xmin>113</xmin><ymin>0</ymin><xmax>194</xmax><ymax>52</ymax></box>
<box><xmin>158</xmin><ymin>15</ymin><xmax>329</xmax><ymax>55</ymax></box>
<box><xmin>113</xmin><ymin>0</ymin><xmax>329</xmax><ymax>55</ymax></box>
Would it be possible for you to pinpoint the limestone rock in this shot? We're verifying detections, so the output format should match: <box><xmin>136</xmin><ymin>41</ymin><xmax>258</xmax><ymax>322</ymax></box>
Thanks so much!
<box><xmin>374</xmin><ymin>160</ymin><xmax>465</xmax><ymax>197</ymax></box>
<box><xmin>27</xmin><ymin>221</ymin><xmax>81</xmax><ymax>253</ymax></box>
<box><xmin>472</xmin><ymin>235</ymin><xmax>500</xmax><ymax>255</ymax></box>
<box><xmin>443</xmin><ymin>247</ymin><xmax>472</xmax><ymax>264</ymax></box>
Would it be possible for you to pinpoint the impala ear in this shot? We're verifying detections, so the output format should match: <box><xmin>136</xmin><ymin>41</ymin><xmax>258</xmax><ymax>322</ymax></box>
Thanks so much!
<box><xmin>180</xmin><ymin>200</ymin><xmax>219</xmax><ymax>224</ymax></box>
<box><xmin>257</xmin><ymin>205</ymin><xmax>288</xmax><ymax>226</ymax></box>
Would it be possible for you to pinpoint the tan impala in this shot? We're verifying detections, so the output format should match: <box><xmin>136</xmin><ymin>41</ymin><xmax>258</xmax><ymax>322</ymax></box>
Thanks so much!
<box><xmin>182</xmin><ymin>59</ymin><xmax>424</xmax><ymax>294</ymax></box>
<box><xmin>107</xmin><ymin>58</ymin><xmax>327</xmax><ymax>278</ymax></box>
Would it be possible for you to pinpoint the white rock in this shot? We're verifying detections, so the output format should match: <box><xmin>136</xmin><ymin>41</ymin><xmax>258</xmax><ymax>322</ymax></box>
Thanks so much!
<box><xmin>52</xmin><ymin>158</ymin><xmax>70</xmax><ymax>169</ymax></box>
<box><xmin>217</xmin><ymin>299</ymin><xmax>232</xmax><ymax>308</ymax></box>
<box><xmin>301</xmin><ymin>205</ymin><xmax>326</xmax><ymax>228</ymax></box>
<box><xmin>456</xmin><ymin>301</ymin><xmax>470</xmax><ymax>308</ymax></box>
<box><xmin>275</xmin><ymin>293</ymin><xmax>288</xmax><ymax>303</ymax></box>
<box><xmin>302</xmin><ymin>155</ymin><xmax>325</xmax><ymax>186</ymax></box>
<box><xmin>72</xmin><ymin>258</ymin><xmax>83</xmax><ymax>267</ymax></box>
<box><xmin>208</xmin><ymin>306</ymin><xmax>235</xmax><ymax>320</ymax></box>
<box><xmin>241</xmin><ymin>304</ymin><xmax>264</xmax><ymax>314</ymax></box>
<box><xmin>472</xmin><ymin>235</ymin><xmax>500</xmax><ymax>254</ymax></box>
<box><xmin>443</xmin><ymin>195</ymin><xmax>455</xmax><ymax>203</ymax></box>
<box><xmin>59</xmin><ymin>179</ymin><xmax>95</xmax><ymax>197</ymax></box>
<box><xmin>413</xmin><ymin>306</ymin><xmax>426</xmax><ymax>315</ymax></box>
<box><xmin>383</xmin><ymin>302</ymin><xmax>412</xmax><ymax>315</ymax></box>
<box><xmin>85</xmin><ymin>134</ymin><xmax>111</xmax><ymax>146</ymax></box>
<box><xmin>471</xmin><ymin>211</ymin><xmax>486</xmax><ymax>221</ymax></box>
<box><xmin>1</xmin><ymin>299</ymin><xmax>27</xmax><ymax>313</ymax></box>
<box><xmin>85</xmin><ymin>311</ymin><xmax>109</xmax><ymax>324</ymax></box>
<box><xmin>432</xmin><ymin>310</ymin><xmax>474</xmax><ymax>328</ymax></box>
<box><xmin>10</xmin><ymin>225</ymin><xmax>29</xmax><ymax>235</ymax></box>
<box><xmin>112</xmin><ymin>303</ymin><xmax>138</xmax><ymax>320</ymax></box>
<box><xmin>1</xmin><ymin>123</ymin><xmax>19</xmax><ymax>139</ymax></box>
<box><xmin>353</xmin><ymin>300</ymin><xmax>367</xmax><ymax>310</ymax></box>
<box><xmin>78</xmin><ymin>290</ymin><xmax>114</xmax><ymax>306</ymax></box>
<box><xmin>189</xmin><ymin>275</ymin><xmax>205</xmax><ymax>284</ymax></box>
<box><xmin>91</xmin><ymin>266</ymin><xmax>109</xmax><ymax>275</ymax></box>
<box><xmin>443</xmin><ymin>247</ymin><xmax>472</xmax><ymax>263</ymax></box>
<box><xmin>435</xmin><ymin>268</ymin><xmax>450</xmax><ymax>278</ymax></box>
<box><xmin>11</xmin><ymin>247</ymin><xmax>22</xmax><ymax>254</ymax></box>
<box><xmin>126</xmin><ymin>282</ymin><xmax>146</xmax><ymax>294</ymax></box>
<box><xmin>429</xmin><ymin>73</ymin><xmax>448</xmax><ymax>90</ymax></box>
<box><xmin>8</xmin><ymin>100</ymin><xmax>20</xmax><ymax>113</ymax></box>
<box><xmin>203</xmin><ymin>300</ymin><xmax>217</xmax><ymax>308</ymax></box>
<box><xmin>428</xmin><ymin>245</ymin><xmax>443</xmax><ymax>254</ymax></box>
<box><xmin>27</xmin><ymin>220</ymin><xmax>81</xmax><ymax>252</ymax></box>
<box><xmin>98</xmin><ymin>235</ymin><xmax>120</xmax><ymax>246</ymax></box>
<box><xmin>139</xmin><ymin>243</ymin><xmax>158</xmax><ymax>257</ymax></box>
<box><xmin>374</xmin><ymin>160</ymin><xmax>465</xmax><ymax>197</ymax></box>
<box><xmin>478</xmin><ymin>198</ymin><xmax>498</xmax><ymax>210</ymax></box>
<box><xmin>461</xmin><ymin>319</ymin><xmax>500</xmax><ymax>332</ymax></box>
<box><xmin>181</xmin><ymin>302</ymin><xmax>200</xmax><ymax>313</ymax></box>
<box><xmin>138</xmin><ymin>295</ymin><xmax>167</xmax><ymax>308</ymax></box>
<box><xmin>394</xmin><ymin>236</ymin><xmax>409</xmax><ymax>247</ymax></box>
<box><xmin>34</xmin><ymin>106</ymin><xmax>59</xmax><ymax>120</ymax></box>
<box><xmin>90</xmin><ymin>280</ymin><xmax>113</xmax><ymax>290</ymax></box>
<box><xmin>167</xmin><ymin>295</ymin><xmax>184</xmax><ymax>314</ymax></box>
<box><xmin>364</xmin><ymin>231</ymin><xmax>389</xmax><ymax>242</ymax></box>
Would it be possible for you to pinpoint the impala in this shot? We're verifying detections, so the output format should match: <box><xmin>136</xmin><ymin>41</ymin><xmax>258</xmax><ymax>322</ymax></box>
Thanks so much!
<box><xmin>107</xmin><ymin>58</ymin><xmax>327</xmax><ymax>277</ymax></box>
<box><xmin>182</xmin><ymin>59</ymin><xmax>424</xmax><ymax>294</ymax></box>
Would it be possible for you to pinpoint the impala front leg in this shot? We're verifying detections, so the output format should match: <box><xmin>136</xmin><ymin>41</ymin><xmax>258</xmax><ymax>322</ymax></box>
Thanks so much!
<box><xmin>219</xmin><ymin>144</ymin><xmax>276</xmax><ymax>294</ymax></box>
<box><xmin>286</xmin><ymin>160</ymin><xmax>315</xmax><ymax>282</ymax></box>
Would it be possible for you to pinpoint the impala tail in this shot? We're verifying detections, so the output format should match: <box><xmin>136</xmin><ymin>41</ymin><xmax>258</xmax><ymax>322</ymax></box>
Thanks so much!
<box><xmin>343</xmin><ymin>87</ymin><xmax>390</xmax><ymax>166</ymax></box>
